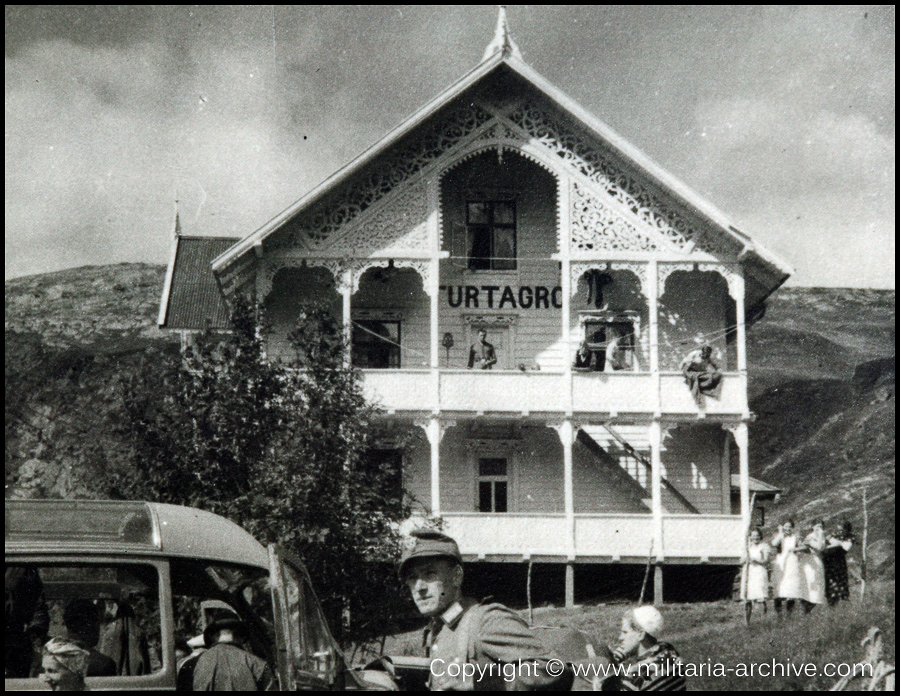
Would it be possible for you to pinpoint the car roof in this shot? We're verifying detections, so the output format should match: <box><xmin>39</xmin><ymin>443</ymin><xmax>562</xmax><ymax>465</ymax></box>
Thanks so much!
<box><xmin>5</xmin><ymin>499</ymin><xmax>269</xmax><ymax>569</ymax></box>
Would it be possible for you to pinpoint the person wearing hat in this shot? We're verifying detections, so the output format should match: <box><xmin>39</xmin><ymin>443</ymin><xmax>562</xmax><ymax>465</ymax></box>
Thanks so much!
<box><xmin>602</xmin><ymin>606</ymin><xmax>685</xmax><ymax>691</ymax></box>
<box><xmin>191</xmin><ymin>615</ymin><xmax>275</xmax><ymax>691</ymax></box>
<box><xmin>399</xmin><ymin>529</ymin><xmax>571</xmax><ymax>691</ymax></box>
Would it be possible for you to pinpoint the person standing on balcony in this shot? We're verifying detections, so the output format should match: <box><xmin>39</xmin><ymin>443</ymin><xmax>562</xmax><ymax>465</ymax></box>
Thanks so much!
<box><xmin>468</xmin><ymin>329</ymin><xmax>497</xmax><ymax>370</ymax></box>
<box><xmin>400</xmin><ymin>529</ymin><xmax>572</xmax><ymax>690</ymax></box>
<box><xmin>680</xmin><ymin>344</ymin><xmax>722</xmax><ymax>406</ymax></box>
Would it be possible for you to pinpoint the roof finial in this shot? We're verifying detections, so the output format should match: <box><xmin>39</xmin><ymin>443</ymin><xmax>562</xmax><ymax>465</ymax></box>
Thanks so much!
<box><xmin>482</xmin><ymin>6</ymin><xmax>522</xmax><ymax>62</ymax></box>
<box><xmin>173</xmin><ymin>192</ymin><xmax>182</xmax><ymax>238</ymax></box>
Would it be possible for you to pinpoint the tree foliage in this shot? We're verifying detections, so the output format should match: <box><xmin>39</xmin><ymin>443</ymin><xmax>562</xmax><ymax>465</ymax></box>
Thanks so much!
<box><xmin>98</xmin><ymin>298</ymin><xmax>409</xmax><ymax>642</ymax></box>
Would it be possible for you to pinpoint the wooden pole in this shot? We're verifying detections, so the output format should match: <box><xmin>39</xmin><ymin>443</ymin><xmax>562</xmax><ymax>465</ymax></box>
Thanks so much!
<box><xmin>740</xmin><ymin>492</ymin><xmax>759</xmax><ymax>600</ymax></box>
<box><xmin>527</xmin><ymin>558</ymin><xmax>534</xmax><ymax>625</ymax></box>
<box><xmin>860</xmin><ymin>487</ymin><xmax>868</xmax><ymax>603</ymax></box>
<box><xmin>639</xmin><ymin>541</ymin><xmax>654</xmax><ymax>604</ymax></box>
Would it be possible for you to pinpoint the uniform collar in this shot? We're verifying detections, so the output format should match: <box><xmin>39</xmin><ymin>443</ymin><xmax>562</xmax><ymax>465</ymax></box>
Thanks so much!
<box><xmin>440</xmin><ymin>601</ymin><xmax>466</xmax><ymax>628</ymax></box>
<box><xmin>430</xmin><ymin>597</ymin><xmax>476</xmax><ymax>632</ymax></box>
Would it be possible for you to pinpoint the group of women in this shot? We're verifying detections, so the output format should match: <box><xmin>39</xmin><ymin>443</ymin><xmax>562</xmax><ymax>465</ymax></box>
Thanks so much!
<box><xmin>740</xmin><ymin>518</ymin><xmax>854</xmax><ymax>623</ymax></box>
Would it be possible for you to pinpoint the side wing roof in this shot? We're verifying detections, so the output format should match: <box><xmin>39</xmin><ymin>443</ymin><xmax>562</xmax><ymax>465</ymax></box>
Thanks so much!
<box><xmin>158</xmin><ymin>235</ymin><xmax>239</xmax><ymax>330</ymax></box>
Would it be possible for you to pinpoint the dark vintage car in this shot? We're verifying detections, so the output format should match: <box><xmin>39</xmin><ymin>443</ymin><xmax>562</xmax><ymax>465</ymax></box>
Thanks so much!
<box><xmin>5</xmin><ymin>499</ymin><xmax>392</xmax><ymax>691</ymax></box>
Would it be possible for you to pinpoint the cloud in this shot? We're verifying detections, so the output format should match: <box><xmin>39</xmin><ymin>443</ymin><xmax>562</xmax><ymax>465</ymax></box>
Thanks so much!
<box><xmin>4</xmin><ymin>6</ymin><xmax>895</xmax><ymax>288</ymax></box>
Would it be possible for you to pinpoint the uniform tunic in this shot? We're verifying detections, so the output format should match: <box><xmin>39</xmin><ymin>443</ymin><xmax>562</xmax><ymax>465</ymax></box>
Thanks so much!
<box><xmin>467</xmin><ymin>341</ymin><xmax>497</xmax><ymax>370</ymax></box>
<box><xmin>426</xmin><ymin>598</ymin><xmax>569</xmax><ymax>691</ymax></box>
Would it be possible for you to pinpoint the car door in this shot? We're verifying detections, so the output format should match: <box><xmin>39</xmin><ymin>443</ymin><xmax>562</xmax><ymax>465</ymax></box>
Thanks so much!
<box><xmin>267</xmin><ymin>545</ymin><xmax>363</xmax><ymax>691</ymax></box>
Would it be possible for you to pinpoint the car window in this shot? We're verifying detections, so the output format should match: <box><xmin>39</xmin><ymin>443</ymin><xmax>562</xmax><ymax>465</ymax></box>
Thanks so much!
<box><xmin>5</xmin><ymin>562</ymin><xmax>163</xmax><ymax>682</ymax></box>
<box><xmin>169</xmin><ymin>559</ymin><xmax>278</xmax><ymax>689</ymax></box>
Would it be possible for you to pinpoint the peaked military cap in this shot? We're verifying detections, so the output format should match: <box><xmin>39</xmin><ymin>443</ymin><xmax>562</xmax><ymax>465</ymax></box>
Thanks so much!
<box><xmin>398</xmin><ymin>529</ymin><xmax>462</xmax><ymax>578</ymax></box>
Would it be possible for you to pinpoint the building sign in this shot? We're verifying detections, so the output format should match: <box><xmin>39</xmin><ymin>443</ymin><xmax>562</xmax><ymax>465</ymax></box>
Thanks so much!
<box><xmin>443</xmin><ymin>285</ymin><xmax>563</xmax><ymax>309</ymax></box>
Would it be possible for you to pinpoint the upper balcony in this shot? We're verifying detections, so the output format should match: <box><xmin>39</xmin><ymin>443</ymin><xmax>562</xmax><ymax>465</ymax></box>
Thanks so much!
<box><xmin>361</xmin><ymin>368</ymin><xmax>748</xmax><ymax>418</ymax></box>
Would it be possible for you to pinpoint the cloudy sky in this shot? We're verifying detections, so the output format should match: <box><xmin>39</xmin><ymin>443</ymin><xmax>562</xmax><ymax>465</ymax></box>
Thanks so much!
<box><xmin>5</xmin><ymin>6</ymin><xmax>895</xmax><ymax>287</ymax></box>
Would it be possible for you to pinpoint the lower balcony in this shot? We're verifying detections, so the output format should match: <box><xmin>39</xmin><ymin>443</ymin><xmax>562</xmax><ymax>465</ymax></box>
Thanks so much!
<box><xmin>411</xmin><ymin>513</ymin><xmax>744</xmax><ymax>563</ymax></box>
<box><xmin>361</xmin><ymin>369</ymin><xmax>747</xmax><ymax>416</ymax></box>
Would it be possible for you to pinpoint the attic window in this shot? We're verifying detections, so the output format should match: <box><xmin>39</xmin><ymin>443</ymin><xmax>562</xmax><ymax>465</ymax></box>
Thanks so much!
<box><xmin>467</xmin><ymin>201</ymin><xmax>516</xmax><ymax>271</ymax></box>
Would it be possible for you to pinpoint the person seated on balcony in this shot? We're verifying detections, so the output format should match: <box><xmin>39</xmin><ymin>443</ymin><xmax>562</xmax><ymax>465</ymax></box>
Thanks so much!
<box><xmin>574</xmin><ymin>340</ymin><xmax>592</xmax><ymax>370</ymax></box>
<box><xmin>400</xmin><ymin>529</ymin><xmax>572</xmax><ymax>690</ymax></box>
<box><xmin>468</xmin><ymin>329</ymin><xmax>497</xmax><ymax>370</ymax></box>
<box><xmin>601</xmin><ymin>606</ymin><xmax>686</xmax><ymax>690</ymax></box>
<box><xmin>680</xmin><ymin>344</ymin><xmax>722</xmax><ymax>406</ymax></box>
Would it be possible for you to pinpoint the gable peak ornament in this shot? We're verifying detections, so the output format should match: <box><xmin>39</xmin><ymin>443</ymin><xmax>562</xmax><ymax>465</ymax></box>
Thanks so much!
<box><xmin>482</xmin><ymin>6</ymin><xmax>522</xmax><ymax>61</ymax></box>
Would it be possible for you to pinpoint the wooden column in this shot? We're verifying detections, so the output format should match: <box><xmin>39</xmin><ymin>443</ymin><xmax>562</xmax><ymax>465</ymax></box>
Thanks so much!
<box><xmin>648</xmin><ymin>260</ymin><xmax>661</xmax><ymax>415</ymax></box>
<box><xmin>417</xmin><ymin>417</ymin><xmax>453</xmax><ymax>518</ymax></box>
<box><xmin>341</xmin><ymin>269</ymin><xmax>353</xmax><ymax>367</ymax></box>
<box><xmin>550</xmin><ymin>419</ymin><xmax>577</xmax><ymax>608</ymax></box>
<box><xmin>732</xmin><ymin>271</ymin><xmax>748</xmax><ymax>415</ymax></box>
<box><xmin>731</xmin><ymin>422</ymin><xmax>751</xmax><ymax>532</ymax></box>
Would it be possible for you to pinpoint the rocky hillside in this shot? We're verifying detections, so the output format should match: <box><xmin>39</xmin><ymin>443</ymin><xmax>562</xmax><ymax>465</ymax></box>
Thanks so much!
<box><xmin>5</xmin><ymin>266</ymin><xmax>895</xmax><ymax>571</ymax></box>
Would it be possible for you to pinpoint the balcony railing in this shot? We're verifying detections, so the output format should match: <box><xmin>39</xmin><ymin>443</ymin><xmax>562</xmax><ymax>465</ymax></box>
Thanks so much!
<box><xmin>420</xmin><ymin>512</ymin><xmax>744</xmax><ymax>561</ymax></box>
<box><xmin>361</xmin><ymin>369</ymin><xmax>747</xmax><ymax>416</ymax></box>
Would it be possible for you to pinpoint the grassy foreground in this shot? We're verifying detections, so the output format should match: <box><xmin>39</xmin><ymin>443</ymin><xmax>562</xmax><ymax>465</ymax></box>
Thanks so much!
<box><xmin>377</xmin><ymin>581</ymin><xmax>894</xmax><ymax>691</ymax></box>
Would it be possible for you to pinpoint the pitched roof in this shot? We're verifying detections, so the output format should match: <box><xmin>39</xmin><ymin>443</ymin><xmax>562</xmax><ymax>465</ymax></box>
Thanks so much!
<box><xmin>731</xmin><ymin>475</ymin><xmax>782</xmax><ymax>497</ymax></box>
<box><xmin>158</xmin><ymin>235</ymin><xmax>239</xmax><ymax>330</ymax></box>
<box><xmin>210</xmin><ymin>51</ymin><xmax>792</xmax><ymax>294</ymax></box>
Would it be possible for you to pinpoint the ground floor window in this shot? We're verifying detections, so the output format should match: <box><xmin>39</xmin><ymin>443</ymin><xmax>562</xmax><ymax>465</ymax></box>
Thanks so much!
<box><xmin>477</xmin><ymin>458</ymin><xmax>509</xmax><ymax>513</ymax></box>
<box><xmin>352</xmin><ymin>320</ymin><xmax>400</xmax><ymax>368</ymax></box>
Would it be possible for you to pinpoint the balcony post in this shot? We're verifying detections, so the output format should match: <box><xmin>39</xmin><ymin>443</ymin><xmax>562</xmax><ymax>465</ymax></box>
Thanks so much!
<box><xmin>429</xmin><ymin>260</ymin><xmax>440</xmax><ymax>369</ymax></box>
<box><xmin>416</xmin><ymin>417</ymin><xmax>454</xmax><ymax>518</ymax></box>
<box><xmin>341</xmin><ymin>268</ymin><xmax>353</xmax><ymax>367</ymax></box>
<box><xmin>649</xmin><ymin>419</ymin><xmax>664</xmax><ymax>603</ymax></box>
<box><xmin>729</xmin><ymin>270</ymin><xmax>749</xmax><ymax>415</ymax></box>
<box><xmin>648</xmin><ymin>260</ymin><xmax>661</xmax><ymax>415</ymax></box>
<box><xmin>549</xmin><ymin>419</ymin><xmax>577</xmax><ymax>607</ymax></box>
<box><xmin>729</xmin><ymin>422</ymin><xmax>751</xmax><ymax>532</ymax></box>
<box><xmin>559</xmin><ymin>178</ymin><xmax>573</xmax><ymax>413</ymax></box>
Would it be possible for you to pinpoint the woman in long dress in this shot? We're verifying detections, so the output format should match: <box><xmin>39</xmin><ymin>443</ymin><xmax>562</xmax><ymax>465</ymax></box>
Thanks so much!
<box><xmin>770</xmin><ymin>519</ymin><xmax>804</xmax><ymax>616</ymax></box>
<box><xmin>824</xmin><ymin>521</ymin><xmax>854</xmax><ymax>605</ymax></box>
<box><xmin>741</xmin><ymin>528</ymin><xmax>771</xmax><ymax>624</ymax></box>
<box><xmin>799</xmin><ymin>519</ymin><xmax>827</xmax><ymax>611</ymax></box>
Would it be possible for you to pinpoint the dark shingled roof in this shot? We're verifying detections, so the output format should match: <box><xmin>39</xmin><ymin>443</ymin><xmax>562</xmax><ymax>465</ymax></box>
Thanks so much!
<box><xmin>160</xmin><ymin>236</ymin><xmax>239</xmax><ymax>330</ymax></box>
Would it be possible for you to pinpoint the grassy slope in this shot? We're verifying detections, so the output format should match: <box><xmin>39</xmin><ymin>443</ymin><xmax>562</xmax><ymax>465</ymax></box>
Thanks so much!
<box><xmin>381</xmin><ymin>582</ymin><xmax>895</xmax><ymax>690</ymax></box>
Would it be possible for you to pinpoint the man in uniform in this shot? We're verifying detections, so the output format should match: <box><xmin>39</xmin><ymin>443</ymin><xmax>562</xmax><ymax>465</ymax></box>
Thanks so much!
<box><xmin>400</xmin><ymin>529</ymin><xmax>571</xmax><ymax>690</ymax></box>
<box><xmin>467</xmin><ymin>329</ymin><xmax>497</xmax><ymax>370</ymax></box>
